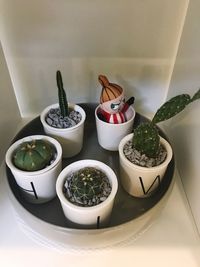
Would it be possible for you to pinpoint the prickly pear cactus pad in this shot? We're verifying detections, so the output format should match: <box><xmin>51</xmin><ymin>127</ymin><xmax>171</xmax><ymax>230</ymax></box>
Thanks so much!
<box><xmin>152</xmin><ymin>89</ymin><xmax>200</xmax><ymax>124</ymax></box>
<box><xmin>13</xmin><ymin>140</ymin><xmax>55</xmax><ymax>171</ymax></box>
<box><xmin>130</xmin><ymin>88</ymin><xmax>200</xmax><ymax>161</ymax></box>
<box><xmin>191</xmin><ymin>88</ymin><xmax>200</xmax><ymax>101</ymax></box>
<box><xmin>152</xmin><ymin>94</ymin><xmax>191</xmax><ymax>124</ymax></box>
<box><xmin>63</xmin><ymin>167</ymin><xmax>112</xmax><ymax>207</ymax></box>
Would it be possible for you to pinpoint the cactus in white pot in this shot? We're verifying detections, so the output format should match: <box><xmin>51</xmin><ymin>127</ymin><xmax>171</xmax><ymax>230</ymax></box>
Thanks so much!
<box><xmin>132</xmin><ymin>89</ymin><xmax>200</xmax><ymax>160</ymax></box>
<box><xmin>13</xmin><ymin>139</ymin><xmax>55</xmax><ymax>171</ymax></box>
<box><xmin>40</xmin><ymin>70</ymin><xmax>86</xmax><ymax>158</ymax></box>
<box><xmin>5</xmin><ymin>135</ymin><xmax>62</xmax><ymax>204</ymax></box>
<box><xmin>56</xmin><ymin>160</ymin><xmax>118</xmax><ymax>228</ymax></box>
<box><xmin>63</xmin><ymin>167</ymin><xmax>111</xmax><ymax>207</ymax></box>
<box><xmin>119</xmin><ymin>89</ymin><xmax>200</xmax><ymax>197</ymax></box>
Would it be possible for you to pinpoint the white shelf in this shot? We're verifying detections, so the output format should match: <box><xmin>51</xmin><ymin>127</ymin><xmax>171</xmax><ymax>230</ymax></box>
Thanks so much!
<box><xmin>0</xmin><ymin>163</ymin><xmax>200</xmax><ymax>266</ymax></box>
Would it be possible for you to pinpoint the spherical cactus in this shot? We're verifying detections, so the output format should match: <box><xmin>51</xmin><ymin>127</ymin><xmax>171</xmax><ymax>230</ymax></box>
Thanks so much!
<box><xmin>13</xmin><ymin>139</ymin><xmax>55</xmax><ymax>171</ymax></box>
<box><xmin>70</xmin><ymin>167</ymin><xmax>104</xmax><ymax>200</ymax></box>
<box><xmin>65</xmin><ymin>167</ymin><xmax>111</xmax><ymax>207</ymax></box>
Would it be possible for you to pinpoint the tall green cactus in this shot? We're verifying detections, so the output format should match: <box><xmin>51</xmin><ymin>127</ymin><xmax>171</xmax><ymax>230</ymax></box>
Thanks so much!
<box><xmin>13</xmin><ymin>140</ymin><xmax>55</xmax><ymax>171</ymax></box>
<box><xmin>133</xmin><ymin>89</ymin><xmax>200</xmax><ymax>158</ymax></box>
<box><xmin>56</xmin><ymin>70</ymin><xmax>69</xmax><ymax>117</ymax></box>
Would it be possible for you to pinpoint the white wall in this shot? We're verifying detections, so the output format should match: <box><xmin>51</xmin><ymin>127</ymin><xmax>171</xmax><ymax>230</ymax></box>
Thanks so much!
<box><xmin>0</xmin><ymin>42</ymin><xmax>20</xmax><ymax>164</ymax></box>
<box><xmin>167</xmin><ymin>0</ymin><xmax>200</xmax><ymax>233</ymax></box>
<box><xmin>0</xmin><ymin>0</ymin><xmax>188</xmax><ymax>117</ymax></box>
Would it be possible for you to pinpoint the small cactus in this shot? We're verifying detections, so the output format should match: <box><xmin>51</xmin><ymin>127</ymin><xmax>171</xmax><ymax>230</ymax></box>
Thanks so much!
<box><xmin>13</xmin><ymin>139</ymin><xmax>55</xmax><ymax>171</ymax></box>
<box><xmin>56</xmin><ymin>70</ymin><xmax>69</xmax><ymax>117</ymax></box>
<box><xmin>133</xmin><ymin>89</ymin><xmax>200</xmax><ymax>158</ymax></box>
<box><xmin>133</xmin><ymin>123</ymin><xmax>160</xmax><ymax>158</ymax></box>
<box><xmin>65</xmin><ymin>167</ymin><xmax>111</xmax><ymax>207</ymax></box>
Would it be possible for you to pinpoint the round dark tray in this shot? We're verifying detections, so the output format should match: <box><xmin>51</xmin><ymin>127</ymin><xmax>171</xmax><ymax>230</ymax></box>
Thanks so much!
<box><xmin>6</xmin><ymin>103</ymin><xmax>175</xmax><ymax>229</ymax></box>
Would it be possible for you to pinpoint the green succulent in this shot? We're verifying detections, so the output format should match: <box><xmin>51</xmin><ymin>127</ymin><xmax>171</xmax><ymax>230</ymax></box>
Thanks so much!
<box><xmin>68</xmin><ymin>167</ymin><xmax>108</xmax><ymax>205</ymax></box>
<box><xmin>13</xmin><ymin>139</ymin><xmax>55</xmax><ymax>171</ymax></box>
<box><xmin>133</xmin><ymin>123</ymin><xmax>160</xmax><ymax>158</ymax></box>
<box><xmin>133</xmin><ymin>89</ymin><xmax>200</xmax><ymax>158</ymax></box>
<box><xmin>56</xmin><ymin>70</ymin><xmax>69</xmax><ymax>117</ymax></box>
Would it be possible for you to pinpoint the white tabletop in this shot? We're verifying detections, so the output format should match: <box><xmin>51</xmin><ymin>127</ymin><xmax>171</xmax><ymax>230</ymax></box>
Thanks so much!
<box><xmin>1</xmin><ymin>161</ymin><xmax>200</xmax><ymax>267</ymax></box>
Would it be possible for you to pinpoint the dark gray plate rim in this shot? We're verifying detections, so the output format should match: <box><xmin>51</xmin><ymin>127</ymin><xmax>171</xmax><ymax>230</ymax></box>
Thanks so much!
<box><xmin>6</xmin><ymin>103</ymin><xmax>175</xmax><ymax>230</ymax></box>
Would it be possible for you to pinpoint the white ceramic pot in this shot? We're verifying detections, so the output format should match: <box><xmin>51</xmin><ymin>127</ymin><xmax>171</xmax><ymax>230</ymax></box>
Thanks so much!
<box><xmin>118</xmin><ymin>133</ymin><xmax>173</xmax><ymax>198</ymax></box>
<box><xmin>5</xmin><ymin>135</ymin><xmax>62</xmax><ymax>204</ymax></box>
<box><xmin>95</xmin><ymin>105</ymin><xmax>135</xmax><ymax>151</ymax></box>
<box><xmin>40</xmin><ymin>103</ymin><xmax>86</xmax><ymax>158</ymax></box>
<box><xmin>56</xmin><ymin>159</ymin><xmax>118</xmax><ymax>228</ymax></box>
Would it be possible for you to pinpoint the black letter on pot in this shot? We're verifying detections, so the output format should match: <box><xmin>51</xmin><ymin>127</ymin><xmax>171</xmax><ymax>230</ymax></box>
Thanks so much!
<box><xmin>139</xmin><ymin>175</ymin><xmax>161</xmax><ymax>195</ymax></box>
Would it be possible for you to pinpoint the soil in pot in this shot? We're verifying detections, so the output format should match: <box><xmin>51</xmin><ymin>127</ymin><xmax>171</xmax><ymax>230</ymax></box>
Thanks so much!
<box><xmin>123</xmin><ymin>140</ymin><xmax>167</xmax><ymax>168</ymax></box>
<box><xmin>63</xmin><ymin>167</ymin><xmax>112</xmax><ymax>207</ymax></box>
<box><xmin>45</xmin><ymin>107</ymin><xmax>82</xmax><ymax>129</ymax></box>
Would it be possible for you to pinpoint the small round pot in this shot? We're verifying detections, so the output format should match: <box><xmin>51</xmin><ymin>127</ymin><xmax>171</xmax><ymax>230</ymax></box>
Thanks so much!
<box><xmin>40</xmin><ymin>103</ymin><xmax>86</xmax><ymax>158</ymax></box>
<box><xmin>118</xmin><ymin>133</ymin><xmax>173</xmax><ymax>198</ymax></box>
<box><xmin>5</xmin><ymin>135</ymin><xmax>62</xmax><ymax>204</ymax></box>
<box><xmin>95</xmin><ymin>105</ymin><xmax>135</xmax><ymax>151</ymax></box>
<box><xmin>56</xmin><ymin>159</ymin><xmax>118</xmax><ymax>228</ymax></box>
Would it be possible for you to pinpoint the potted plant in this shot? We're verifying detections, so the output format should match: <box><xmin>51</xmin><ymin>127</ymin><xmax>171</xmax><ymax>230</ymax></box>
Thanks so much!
<box><xmin>119</xmin><ymin>89</ymin><xmax>200</xmax><ymax>198</ymax></box>
<box><xmin>40</xmin><ymin>70</ymin><xmax>86</xmax><ymax>158</ymax></box>
<box><xmin>5</xmin><ymin>135</ymin><xmax>62</xmax><ymax>204</ymax></box>
<box><xmin>95</xmin><ymin>75</ymin><xmax>135</xmax><ymax>151</ymax></box>
<box><xmin>56</xmin><ymin>159</ymin><xmax>118</xmax><ymax>228</ymax></box>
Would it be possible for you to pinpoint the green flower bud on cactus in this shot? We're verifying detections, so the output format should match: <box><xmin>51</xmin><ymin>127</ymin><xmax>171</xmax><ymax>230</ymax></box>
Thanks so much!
<box><xmin>56</xmin><ymin>70</ymin><xmax>69</xmax><ymax>117</ymax></box>
<box><xmin>133</xmin><ymin>123</ymin><xmax>160</xmax><ymax>158</ymax></box>
<box><xmin>69</xmin><ymin>167</ymin><xmax>107</xmax><ymax>203</ymax></box>
<box><xmin>13</xmin><ymin>139</ymin><xmax>55</xmax><ymax>171</ymax></box>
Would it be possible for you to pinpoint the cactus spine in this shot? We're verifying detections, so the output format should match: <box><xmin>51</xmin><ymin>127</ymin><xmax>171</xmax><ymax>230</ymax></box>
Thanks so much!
<box><xmin>13</xmin><ymin>140</ymin><xmax>55</xmax><ymax>171</ymax></box>
<box><xmin>133</xmin><ymin>89</ymin><xmax>200</xmax><ymax>158</ymax></box>
<box><xmin>56</xmin><ymin>70</ymin><xmax>69</xmax><ymax>117</ymax></box>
